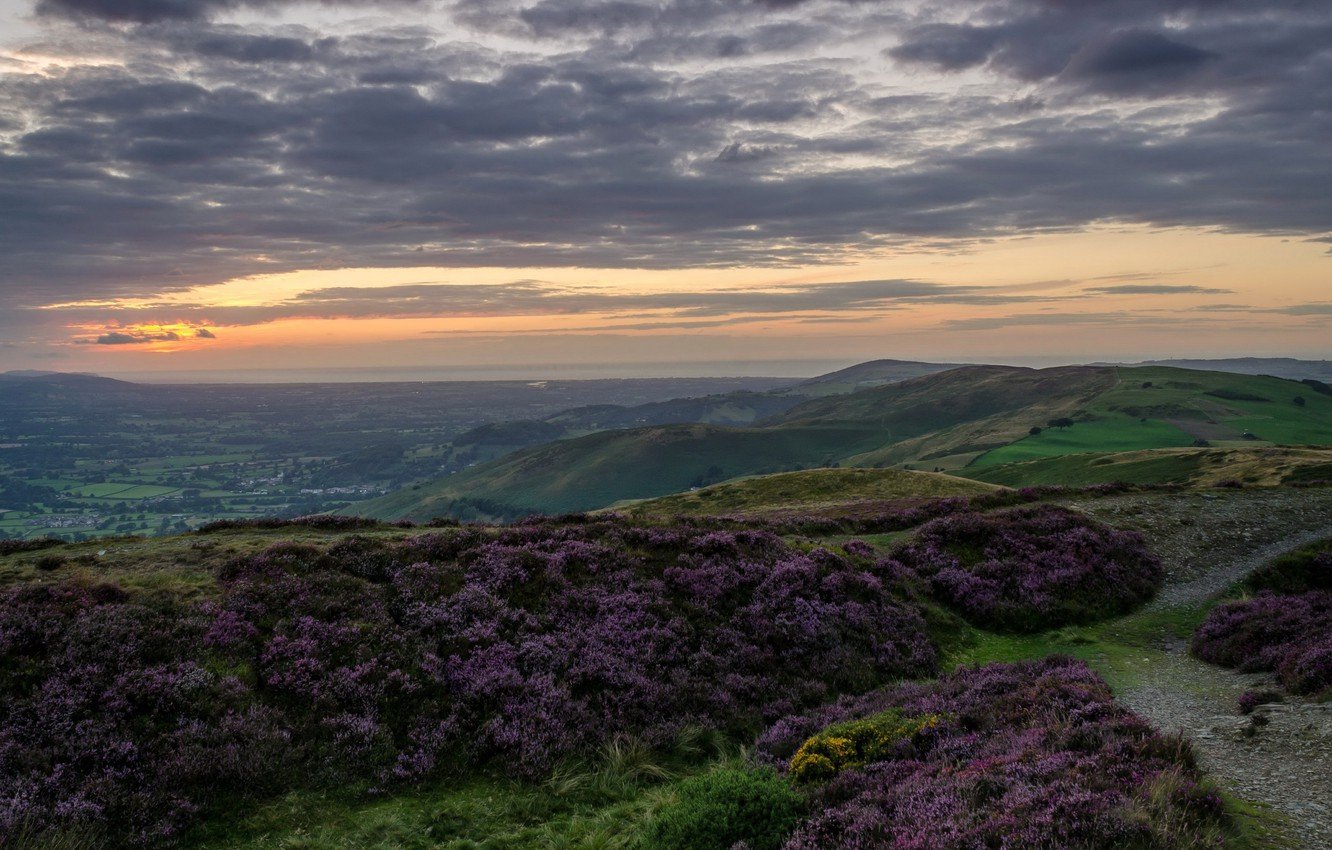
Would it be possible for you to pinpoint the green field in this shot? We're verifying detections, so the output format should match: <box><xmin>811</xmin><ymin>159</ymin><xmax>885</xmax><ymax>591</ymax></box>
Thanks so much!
<box><xmin>970</xmin><ymin>416</ymin><xmax>1197</xmax><ymax>467</ymax></box>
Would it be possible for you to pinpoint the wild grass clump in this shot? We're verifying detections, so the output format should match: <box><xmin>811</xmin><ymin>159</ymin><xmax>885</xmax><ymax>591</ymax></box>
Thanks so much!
<box><xmin>0</xmin><ymin>517</ymin><xmax>935</xmax><ymax>846</ymax></box>
<box><xmin>639</xmin><ymin>765</ymin><xmax>803</xmax><ymax>850</ymax></box>
<box><xmin>757</xmin><ymin>657</ymin><xmax>1228</xmax><ymax>850</ymax></box>
<box><xmin>194</xmin><ymin>515</ymin><xmax>397</xmax><ymax>533</ymax></box>
<box><xmin>894</xmin><ymin>504</ymin><xmax>1163</xmax><ymax>632</ymax></box>
<box><xmin>1245</xmin><ymin>538</ymin><xmax>1332</xmax><ymax>594</ymax></box>
<box><xmin>0</xmin><ymin>538</ymin><xmax>63</xmax><ymax>556</ymax></box>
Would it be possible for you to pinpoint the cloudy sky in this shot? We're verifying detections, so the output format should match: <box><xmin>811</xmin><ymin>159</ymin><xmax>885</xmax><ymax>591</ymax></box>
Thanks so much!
<box><xmin>0</xmin><ymin>0</ymin><xmax>1328</xmax><ymax>378</ymax></box>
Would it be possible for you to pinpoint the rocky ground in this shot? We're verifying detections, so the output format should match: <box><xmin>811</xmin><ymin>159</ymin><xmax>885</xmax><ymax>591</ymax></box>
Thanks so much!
<box><xmin>1075</xmin><ymin>488</ymin><xmax>1332</xmax><ymax>848</ymax></box>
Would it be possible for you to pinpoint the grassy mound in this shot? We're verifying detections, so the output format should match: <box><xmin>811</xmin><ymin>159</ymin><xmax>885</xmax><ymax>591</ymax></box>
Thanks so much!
<box><xmin>620</xmin><ymin>468</ymin><xmax>1002</xmax><ymax>518</ymax></box>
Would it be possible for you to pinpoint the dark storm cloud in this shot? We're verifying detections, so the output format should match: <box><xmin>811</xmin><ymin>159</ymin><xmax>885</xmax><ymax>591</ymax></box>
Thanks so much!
<box><xmin>0</xmin><ymin>0</ymin><xmax>1329</xmax><ymax>308</ymax></box>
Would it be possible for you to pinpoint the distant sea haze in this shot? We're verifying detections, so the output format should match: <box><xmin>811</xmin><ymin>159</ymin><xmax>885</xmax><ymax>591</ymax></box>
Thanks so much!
<box><xmin>100</xmin><ymin>360</ymin><xmax>854</xmax><ymax>383</ymax></box>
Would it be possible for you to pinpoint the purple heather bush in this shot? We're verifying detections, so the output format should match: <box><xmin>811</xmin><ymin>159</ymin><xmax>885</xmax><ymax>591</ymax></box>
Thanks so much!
<box><xmin>757</xmin><ymin>657</ymin><xmax>1227</xmax><ymax>850</ymax></box>
<box><xmin>894</xmin><ymin>505</ymin><xmax>1163</xmax><ymax>632</ymax></box>
<box><xmin>1192</xmin><ymin>590</ymin><xmax>1332</xmax><ymax>698</ymax></box>
<box><xmin>0</xmin><ymin>519</ymin><xmax>935</xmax><ymax>845</ymax></box>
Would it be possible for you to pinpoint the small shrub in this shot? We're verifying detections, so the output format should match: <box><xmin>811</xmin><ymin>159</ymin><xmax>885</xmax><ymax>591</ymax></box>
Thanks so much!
<box><xmin>640</xmin><ymin>766</ymin><xmax>802</xmax><ymax>850</ymax></box>
<box><xmin>34</xmin><ymin>554</ymin><xmax>66</xmax><ymax>572</ymax></box>
<box><xmin>1192</xmin><ymin>590</ymin><xmax>1332</xmax><ymax>696</ymax></box>
<box><xmin>788</xmin><ymin>708</ymin><xmax>943</xmax><ymax>783</ymax></box>
<box><xmin>1236</xmin><ymin>690</ymin><xmax>1282</xmax><ymax>715</ymax></box>
<box><xmin>1247</xmin><ymin>540</ymin><xmax>1332</xmax><ymax>594</ymax></box>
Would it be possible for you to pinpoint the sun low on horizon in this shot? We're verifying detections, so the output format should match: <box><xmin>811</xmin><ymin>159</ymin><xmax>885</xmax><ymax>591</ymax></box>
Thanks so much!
<box><xmin>0</xmin><ymin>0</ymin><xmax>1329</xmax><ymax>377</ymax></box>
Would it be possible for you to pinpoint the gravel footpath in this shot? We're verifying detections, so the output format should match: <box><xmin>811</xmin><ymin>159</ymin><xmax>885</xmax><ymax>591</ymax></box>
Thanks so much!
<box><xmin>1070</xmin><ymin>489</ymin><xmax>1332</xmax><ymax>847</ymax></box>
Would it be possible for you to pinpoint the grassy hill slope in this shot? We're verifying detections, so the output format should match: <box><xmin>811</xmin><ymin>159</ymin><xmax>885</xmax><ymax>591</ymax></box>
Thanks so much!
<box><xmin>357</xmin><ymin>364</ymin><xmax>1332</xmax><ymax>521</ymax></box>
<box><xmin>966</xmin><ymin>446</ymin><xmax>1332</xmax><ymax>488</ymax></box>
<box><xmin>617</xmin><ymin>467</ymin><xmax>1002</xmax><ymax>517</ymax></box>
<box><xmin>784</xmin><ymin>358</ymin><xmax>962</xmax><ymax>396</ymax></box>
<box><xmin>356</xmin><ymin>423</ymin><xmax>890</xmax><ymax>520</ymax></box>
<box><xmin>969</xmin><ymin>366</ymin><xmax>1332</xmax><ymax>469</ymax></box>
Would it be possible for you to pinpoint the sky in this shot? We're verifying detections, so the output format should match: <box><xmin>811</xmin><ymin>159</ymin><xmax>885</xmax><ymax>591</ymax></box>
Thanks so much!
<box><xmin>0</xmin><ymin>0</ymin><xmax>1329</xmax><ymax>379</ymax></box>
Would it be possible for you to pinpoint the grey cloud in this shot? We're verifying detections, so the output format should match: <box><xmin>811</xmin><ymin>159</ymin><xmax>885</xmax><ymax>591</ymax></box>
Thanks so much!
<box><xmin>46</xmin><ymin>278</ymin><xmax>1062</xmax><ymax>330</ymax></box>
<box><xmin>36</xmin><ymin>0</ymin><xmax>423</xmax><ymax>24</ymax></box>
<box><xmin>191</xmin><ymin>33</ymin><xmax>319</xmax><ymax>63</ymax></box>
<box><xmin>1275</xmin><ymin>303</ymin><xmax>1332</xmax><ymax>316</ymax></box>
<box><xmin>1083</xmin><ymin>284</ymin><xmax>1233</xmax><ymax>295</ymax></box>
<box><xmin>85</xmin><ymin>324</ymin><xmax>218</xmax><ymax>343</ymax></box>
<box><xmin>887</xmin><ymin>24</ymin><xmax>999</xmax><ymax>72</ymax></box>
<box><xmin>92</xmin><ymin>329</ymin><xmax>181</xmax><ymax>344</ymax></box>
<box><xmin>1062</xmin><ymin>30</ymin><xmax>1216</xmax><ymax>91</ymax></box>
<box><xmin>1</xmin><ymin>0</ymin><xmax>1329</xmax><ymax>308</ymax></box>
<box><xmin>943</xmin><ymin>311</ymin><xmax>1206</xmax><ymax>331</ymax></box>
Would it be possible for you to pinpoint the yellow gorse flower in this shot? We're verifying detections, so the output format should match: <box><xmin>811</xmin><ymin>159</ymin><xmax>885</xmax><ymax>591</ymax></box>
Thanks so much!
<box><xmin>788</xmin><ymin>709</ymin><xmax>945</xmax><ymax>784</ymax></box>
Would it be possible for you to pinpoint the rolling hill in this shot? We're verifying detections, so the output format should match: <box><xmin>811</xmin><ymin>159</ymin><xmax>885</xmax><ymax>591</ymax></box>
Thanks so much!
<box><xmin>616</xmin><ymin>467</ymin><xmax>1002</xmax><ymax>518</ymax></box>
<box><xmin>435</xmin><ymin>360</ymin><xmax>962</xmax><ymax>470</ymax></box>
<box><xmin>355</xmin><ymin>363</ymin><xmax>1332</xmax><ymax>521</ymax></box>
<box><xmin>782</xmin><ymin>358</ymin><xmax>963</xmax><ymax>396</ymax></box>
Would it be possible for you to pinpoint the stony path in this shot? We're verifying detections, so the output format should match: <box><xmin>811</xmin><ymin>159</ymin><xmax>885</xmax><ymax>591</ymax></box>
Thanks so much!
<box><xmin>1070</xmin><ymin>489</ymin><xmax>1332</xmax><ymax>848</ymax></box>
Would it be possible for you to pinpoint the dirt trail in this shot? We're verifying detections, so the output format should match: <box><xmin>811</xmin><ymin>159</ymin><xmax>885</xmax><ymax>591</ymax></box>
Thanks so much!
<box><xmin>1072</xmin><ymin>489</ymin><xmax>1332</xmax><ymax>847</ymax></box>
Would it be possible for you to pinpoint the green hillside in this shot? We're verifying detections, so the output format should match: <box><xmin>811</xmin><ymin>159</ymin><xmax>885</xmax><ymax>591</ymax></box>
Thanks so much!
<box><xmin>967</xmin><ymin>446</ymin><xmax>1332</xmax><ymax>488</ymax></box>
<box><xmin>355</xmin><ymin>363</ymin><xmax>1332</xmax><ymax>521</ymax></box>
<box><xmin>619</xmin><ymin>467</ymin><xmax>1002</xmax><ymax>518</ymax></box>
<box><xmin>356</xmin><ymin>423</ymin><xmax>889</xmax><ymax>521</ymax></box>
<box><xmin>783</xmin><ymin>358</ymin><xmax>961</xmax><ymax>397</ymax></box>
<box><xmin>969</xmin><ymin>366</ymin><xmax>1332</xmax><ymax>468</ymax></box>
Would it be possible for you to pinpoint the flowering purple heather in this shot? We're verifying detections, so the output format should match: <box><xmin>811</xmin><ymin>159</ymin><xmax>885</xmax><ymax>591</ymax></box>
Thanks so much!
<box><xmin>894</xmin><ymin>505</ymin><xmax>1163</xmax><ymax>631</ymax></box>
<box><xmin>0</xmin><ymin>518</ymin><xmax>935</xmax><ymax>845</ymax></box>
<box><xmin>758</xmin><ymin>657</ymin><xmax>1227</xmax><ymax>850</ymax></box>
<box><xmin>1192</xmin><ymin>590</ymin><xmax>1332</xmax><ymax>698</ymax></box>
